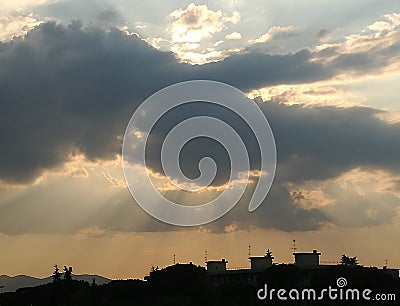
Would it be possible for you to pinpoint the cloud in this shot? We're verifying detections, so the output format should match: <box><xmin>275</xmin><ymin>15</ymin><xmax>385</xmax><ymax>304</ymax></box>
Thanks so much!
<box><xmin>290</xmin><ymin>188</ymin><xmax>335</xmax><ymax>209</ymax></box>
<box><xmin>319</xmin><ymin>169</ymin><xmax>400</xmax><ymax>228</ymax></box>
<box><xmin>0</xmin><ymin>20</ymin><xmax>400</xmax><ymax>234</ymax></box>
<box><xmin>317</xmin><ymin>28</ymin><xmax>333</xmax><ymax>42</ymax></box>
<box><xmin>247</xmin><ymin>82</ymin><xmax>364</xmax><ymax>108</ymax></box>
<box><xmin>0</xmin><ymin>20</ymin><xmax>400</xmax><ymax>186</ymax></box>
<box><xmin>0</xmin><ymin>0</ymin><xmax>58</xmax><ymax>14</ymax></box>
<box><xmin>196</xmin><ymin>49</ymin><xmax>332</xmax><ymax>89</ymax></box>
<box><xmin>70</xmin><ymin>167</ymin><xmax>88</xmax><ymax>179</ymax></box>
<box><xmin>134</xmin><ymin>21</ymin><xmax>147</xmax><ymax>30</ymax></box>
<box><xmin>225</xmin><ymin>31</ymin><xmax>242</xmax><ymax>40</ymax></box>
<box><xmin>101</xmin><ymin>171</ymin><xmax>126</xmax><ymax>189</ymax></box>
<box><xmin>0</xmin><ymin>21</ymin><xmax>183</xmax><ymax>184</ymax></box>
<box><xmin>280</xmin><ymin>168</ymin><xmax>400</xmax><ymax>230</ymax></box>
<box><xmin>315</xmin><ymin>13</ymin><xmax>400</xmax><ymax>70</ymax></box>
<box><xmin>368</xmin><ymin>13</ymin><xmax>400</xmax><ymax>32</ymax></box>
<box><xmin>205</xmin><ymin>183</ymin><xmax>330</xmax><ymax>233</ymax></box>
<box><xmin>0</xmin><ymin>168</ymin><xmax>329</xmax><ymax>234</ymax></box>
<box><xmin>167</xmin><ymin>3</ymin><xmax>240</xmax><ymax>62</ymax></box>
<box><xmin>264</xmin><ymin>103</ymin><xmax>400</xmax><ymax>184</ymax></box>
<box><xmin>0</xmin><ymin>13</ymin><xmax>43</xmax><ymax>41</ymax></box>
<box><xmin>76</xmin><ymin>226</ymin><xmax>118</xmax><ymax>238</ymax></box>
<box><xmin>248</xmin><ymin>25</ymin><xmax>296</xmax><ymax>44</ymax></box>
<box><xmin>94</xmin><ymin>8</ymin><xmax>123</xmax><ymax>28</ymax></box>
<box><xmin>168</xmin><ymin>3</ymin><xmax>239</xmax><ymax>43</ymax></box>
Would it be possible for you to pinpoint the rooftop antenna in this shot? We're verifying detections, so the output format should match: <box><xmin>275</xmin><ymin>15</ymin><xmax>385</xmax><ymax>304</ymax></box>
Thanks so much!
<box><xmin>292</xmin><ymin>239</ymin><xmax>297</xmax><ymax>253</ymax></box>
<box><xmin>173</xmin><ymin>254</ymin><xmax>176</xmax><ymax>265</ymax></box>
<box><xmin>385</xmin><ymin>259</ymin><xmax>388</xmax><ymax>267</ymax></box>
<box><xmin>248</xmin><ymin>245</ymin><xmax>251</xmax><ymax>258</ymax></box>
<box><xmin>204</xmin><ymin>250</ymin><xmax>208</xmax><ymax>263</ymax></box>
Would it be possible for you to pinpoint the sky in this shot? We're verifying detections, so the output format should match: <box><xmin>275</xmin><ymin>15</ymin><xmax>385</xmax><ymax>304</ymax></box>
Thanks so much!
<box><xmin>0</xmin><ymin>0</ymin><xmax>400</xmax><ymax>280</ymax></box>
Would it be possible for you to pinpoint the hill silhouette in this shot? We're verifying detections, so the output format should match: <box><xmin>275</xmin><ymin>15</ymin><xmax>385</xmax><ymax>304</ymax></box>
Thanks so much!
<box><xmin>0</xmin><ymin>264</ymin><xmax>399</xmax><ymax>305</ymax></box>
<box><xmin>0</xmin><ymin>274</ymin><xmax>111</xmax><ymax>294</ymax></box>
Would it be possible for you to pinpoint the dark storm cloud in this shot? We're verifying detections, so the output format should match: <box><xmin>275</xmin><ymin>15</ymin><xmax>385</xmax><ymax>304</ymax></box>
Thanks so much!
<box><xmin>0</xmin><ymin>21</ymin><xmax>187</xmax><ymax>183</ymax></box>
<box><xmin>1</xmin><ymin>21</ymin><xmax>399</xmax><ymax>185</ymax></box>
<box><xmin>195</xmin><ymin>49</ymin><xmax>332</xmax><ymax>91</ymax></box>
<box><xmin>132</xmin><ymin>98</ymin><xmax>400</xmax><ymax>191</ymax></box>
<box><xmin>261</xmin><ymin>103</ymin><xmax>400</xmax><ymax>184</ymax></box>
<box><xmin>1</xmin><ymin>21</ymin><xmax>400</xmax><ymax>233</ymax></box>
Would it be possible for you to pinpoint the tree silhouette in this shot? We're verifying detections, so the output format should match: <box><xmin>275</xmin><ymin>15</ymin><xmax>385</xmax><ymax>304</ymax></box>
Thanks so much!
<box><xmin>340</xmin><ymin>254</ymin><xmax>349</xmax><ymax>265</ymax></box>
<box><xmin>340</xmin><ymin>254</ymin><xmax>358</xmax><ymax>266</ymax></box>
<box><xmin>63</xmin><ymin>266</ymin><xmax>73</xmax><ymax>281</ymax></box>
<box><xmin>349</xmin><ymin>256</ymin><xmax>358</xmax><ymax>266</ymax></box>
<box><xmin>52</xmin><ymin>265</ymin><xmax>62</xmax><ymax>282</ymax></box>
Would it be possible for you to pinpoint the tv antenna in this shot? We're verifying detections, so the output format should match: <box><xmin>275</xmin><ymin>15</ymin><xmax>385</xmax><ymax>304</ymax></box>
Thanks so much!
<box><xmin>292</xmin><ymin>239</ymin><xmax>297</xmax><ymax>253</ymax></box>
<box><xmin>173</xmin><ymin>254</ymin><xmax>176</xmax><ymax>265</ymax></box>
<box><xmin>204</xmin><ymin>250</ymin><xmax>208</xmax><ymax>263</ymax></box>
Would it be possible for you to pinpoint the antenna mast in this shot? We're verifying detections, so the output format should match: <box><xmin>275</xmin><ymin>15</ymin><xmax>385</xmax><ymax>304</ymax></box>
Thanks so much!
<box><xmin>292</xmin><ymin>239</ymin><xmax>297</xmax><ymax>253</ymax></box>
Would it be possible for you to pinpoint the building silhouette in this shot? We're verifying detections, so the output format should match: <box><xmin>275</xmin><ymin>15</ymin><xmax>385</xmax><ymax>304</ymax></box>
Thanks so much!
<box><xmin>206</xmin><ymin>248</ymin><xmax>399</xmax><ymax>286</ymax></box>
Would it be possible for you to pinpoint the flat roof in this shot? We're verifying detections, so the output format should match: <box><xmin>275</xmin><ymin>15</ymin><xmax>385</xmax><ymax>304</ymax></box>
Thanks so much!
<box><xmin>293</xmin><ymin>252</ymin><xmax>321</xmax><ymax>255</ymax></box>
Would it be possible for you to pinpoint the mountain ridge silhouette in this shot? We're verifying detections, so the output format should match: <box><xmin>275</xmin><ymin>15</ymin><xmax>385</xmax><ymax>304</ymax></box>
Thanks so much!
<box><xmin>0</xmin><ymin>274</ymin><xmax>111</xmax><ymax>293</ymax></box>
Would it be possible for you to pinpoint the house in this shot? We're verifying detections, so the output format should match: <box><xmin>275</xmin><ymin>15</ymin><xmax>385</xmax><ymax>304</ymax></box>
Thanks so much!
<box><xmin>293</xmin><ymin>249</ymin><xmax>321</xmax><ymax>268</ymax></box>
<box><xmin>206</xmin><ymin>258</ymin><xmax>227</xmax><ymax>273</ymax></box>
<box><xmin>206</xmin><ymin>249</ymin><xmax>275</xmax><ymax>286</ymax></box>
<box><xmin>249</xmin><ymin>249</ymin><xmax>274</xmax><ymax>271</ymax></box>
